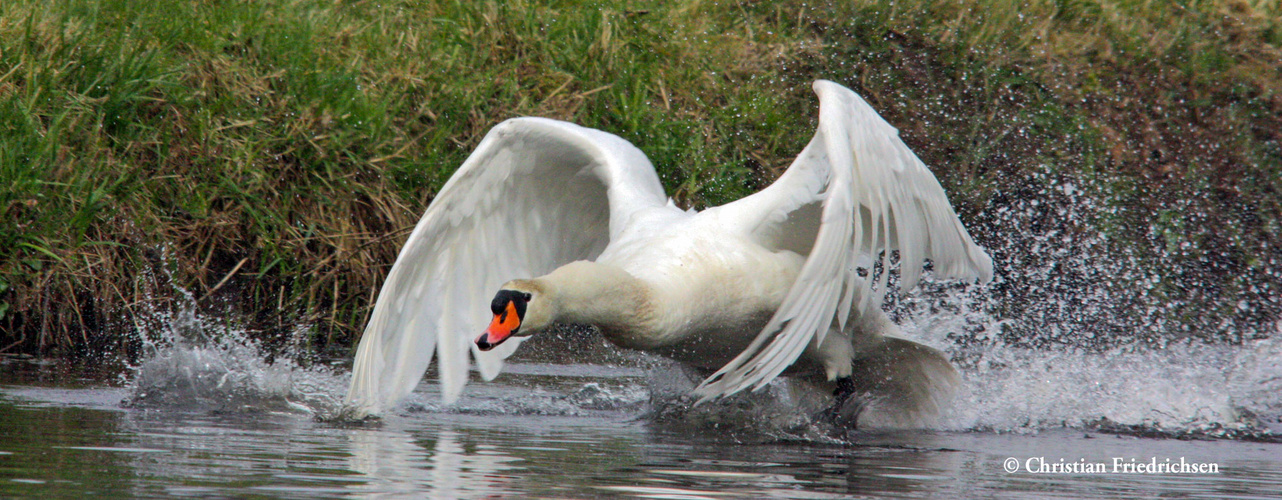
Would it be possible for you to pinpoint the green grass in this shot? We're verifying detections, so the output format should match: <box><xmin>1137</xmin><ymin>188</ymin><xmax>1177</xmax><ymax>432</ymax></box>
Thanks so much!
<box><xmin>1</xmin><ymin>0</ymin><xmax>1279</xmax><ymax>358</ymax></box>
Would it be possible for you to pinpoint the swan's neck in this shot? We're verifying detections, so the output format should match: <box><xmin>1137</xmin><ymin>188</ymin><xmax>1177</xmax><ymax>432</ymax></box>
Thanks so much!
<box><xmin>539</xmin><ymin>261</ymin><xmax>657</xmax><ymax>348</ymax></box>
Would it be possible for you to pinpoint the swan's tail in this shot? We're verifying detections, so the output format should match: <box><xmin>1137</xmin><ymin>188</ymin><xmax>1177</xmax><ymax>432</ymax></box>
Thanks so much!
<box><xmin>826</xmin><ymin>336</ymin><xmax>959</xmax><ymax>429</ymax></box>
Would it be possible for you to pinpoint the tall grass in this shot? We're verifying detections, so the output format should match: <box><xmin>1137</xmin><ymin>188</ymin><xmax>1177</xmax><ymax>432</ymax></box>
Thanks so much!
<box><xmin>0</xmin><ymin>0</ymin><xmax>1278</xmax><ymax>359</ymax></box>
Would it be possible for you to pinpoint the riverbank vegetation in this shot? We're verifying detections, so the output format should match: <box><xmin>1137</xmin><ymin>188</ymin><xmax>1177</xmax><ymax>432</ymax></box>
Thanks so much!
<box><xmin>1</xmin><ymin>0</ymin><xmax>1279</xmax><ymax>361</ymax></box>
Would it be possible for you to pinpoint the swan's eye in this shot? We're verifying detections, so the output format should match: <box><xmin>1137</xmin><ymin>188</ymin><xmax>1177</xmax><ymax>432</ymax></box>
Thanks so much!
<box><xmin>492</xmin><ymin>290</ymin><xmax>531</xmax><ymax>315</ymax></box>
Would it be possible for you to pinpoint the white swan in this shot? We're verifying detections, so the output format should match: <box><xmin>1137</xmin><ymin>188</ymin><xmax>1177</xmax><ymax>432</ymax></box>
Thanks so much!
<box><xmin>345</xmin><ymin>80</ymin><xmax>993</xmax><ymax>425</ymax></box>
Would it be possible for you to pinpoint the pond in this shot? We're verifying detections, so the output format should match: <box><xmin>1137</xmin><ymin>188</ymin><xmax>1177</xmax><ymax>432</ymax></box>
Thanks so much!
<box><xmin>1</xmin><ymin>317</ymin><xmax>1279</xmax><ymax>498</ymax></box>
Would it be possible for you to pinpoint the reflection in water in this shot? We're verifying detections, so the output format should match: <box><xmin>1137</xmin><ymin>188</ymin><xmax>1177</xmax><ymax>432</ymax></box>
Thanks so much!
<box><xmin>347</xmin><ymin>424</ymin><xmax>522</xmax><ymax>498</ymax></box>
<box><xmin>347</xmin><ymin>424</ymin><xmax>428</xmax><ymax>497</ymax></box>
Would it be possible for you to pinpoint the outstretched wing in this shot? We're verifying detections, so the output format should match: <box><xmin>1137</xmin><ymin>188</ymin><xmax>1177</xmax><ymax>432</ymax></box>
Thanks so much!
<box><xmin>345</xmin><ymin>117</ymin><xmax>667</xmax><ymax>416</ymax></box>
<box><xmin>694</xmin><ymin>80</ymin><xmax>993</xmax><ymax>401</ymax></box>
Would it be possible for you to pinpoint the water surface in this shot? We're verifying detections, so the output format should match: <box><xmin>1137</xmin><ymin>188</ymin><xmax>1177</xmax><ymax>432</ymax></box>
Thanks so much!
<box><xmin>2</xmin><ymin>347</ymin><xmax>1279</xmax><ymax>499</ymax></box>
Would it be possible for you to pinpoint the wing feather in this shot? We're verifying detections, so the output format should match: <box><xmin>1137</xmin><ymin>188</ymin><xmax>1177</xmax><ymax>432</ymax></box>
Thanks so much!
<box><xmin>694</xmin><ymin>80</ymin><xmax>993</xmax><ymax>400</ymax></box>
<box><xmin>345</xmin><ymin>118</ymin><xmax>665</xmax><ymax>416</ymax></box>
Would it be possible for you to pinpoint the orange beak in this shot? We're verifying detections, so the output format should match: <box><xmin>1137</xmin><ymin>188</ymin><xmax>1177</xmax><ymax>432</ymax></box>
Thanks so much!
<box><xmin>476</xmin><ymin>301</ymin><xmax>520</xmax><ymax>351</ymax></box>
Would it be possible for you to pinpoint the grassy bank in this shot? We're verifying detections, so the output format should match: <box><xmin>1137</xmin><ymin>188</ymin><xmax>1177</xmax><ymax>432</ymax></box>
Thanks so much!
<box><xmin>1</xmin><ymin>0</ymin><xmax>1279</xmax><ymax>360</ymax></box>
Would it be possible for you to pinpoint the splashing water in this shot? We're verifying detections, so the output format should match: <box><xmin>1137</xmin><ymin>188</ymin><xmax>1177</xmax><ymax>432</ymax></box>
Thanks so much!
<box><xmin>884</xmin><ymin>167</ymin><xmax>1282</xmax><ymax>440</ymax></box>
<box><xmin>950</xmin><ymin>337</ymin><xmax>1282</xmax><ymax>438</ymax></box>
<box><xmin>119</xmin><ymin>165</ymin><xmax>1281</xmax><ymax>444</ymax></box>
<box><xmin>120</xmin><ymin>268</ymin><xmax>1280</xmax><ymax>442</ymax></box>
<box><xmin>122</xmin><ymin>264</ymin><xmax>347</xmax><ymax>415</ymax></box>
<box><xmin>890</xmin><ymin>295</ymin><xmax>1282</xmax><ymax>439</ymax></box>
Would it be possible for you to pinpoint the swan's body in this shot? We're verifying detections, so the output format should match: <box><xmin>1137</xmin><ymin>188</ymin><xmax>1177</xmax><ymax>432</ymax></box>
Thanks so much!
<box><xmin>345</xmin><ymin>81</ymin><xmax>993</xmax><ymax>425</ymax></box>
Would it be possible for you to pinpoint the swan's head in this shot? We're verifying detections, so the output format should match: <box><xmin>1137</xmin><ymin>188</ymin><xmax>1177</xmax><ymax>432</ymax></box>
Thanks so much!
<box><xmin>475</xmin><ymin>280</ymin><xmax>553</xmax><ymax>351</ymax></box>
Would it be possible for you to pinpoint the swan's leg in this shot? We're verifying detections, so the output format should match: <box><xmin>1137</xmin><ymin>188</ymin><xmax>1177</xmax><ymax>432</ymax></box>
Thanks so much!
<box><xmin>804</xmin><ymin>327</ymin><xmax>855</xmax><ymax>380</ymax></box>
<box><xmin>803</xmin><ymin>327</ymin><xmax>865</xmax><ymax>427</ymax></box>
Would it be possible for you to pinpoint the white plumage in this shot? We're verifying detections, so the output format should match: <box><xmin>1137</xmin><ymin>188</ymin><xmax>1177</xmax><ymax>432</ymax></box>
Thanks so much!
<box><xmin>345</xmin><ymin>80</ymin><xmax>992</xmax><ymax>420</ymax></box>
